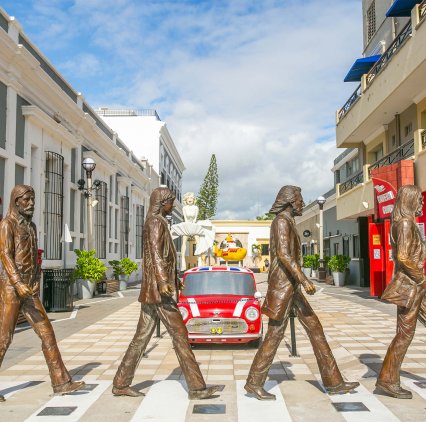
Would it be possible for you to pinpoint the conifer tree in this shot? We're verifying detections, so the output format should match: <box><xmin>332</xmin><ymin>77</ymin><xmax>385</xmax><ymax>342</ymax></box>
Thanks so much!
<box><xmin>197</xmin><ymin>154</ymin><xmax>219</xmax><ymax>220</ymax></box>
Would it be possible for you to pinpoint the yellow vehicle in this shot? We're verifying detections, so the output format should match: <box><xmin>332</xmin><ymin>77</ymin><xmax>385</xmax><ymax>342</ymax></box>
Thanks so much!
<box><xmin>214</xmin><ymin>233</ymin><xmax>247</xmax><ymax>261</ymax></box>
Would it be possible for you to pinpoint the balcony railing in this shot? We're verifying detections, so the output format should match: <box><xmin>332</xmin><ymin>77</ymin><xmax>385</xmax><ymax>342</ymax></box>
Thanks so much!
<box><xmin>366</xmin><ymin>21</ymin><xmax>412</xmax><ymax>87</ymax></box>
<box><xmin>337</xmin><ymin>84</ymin><xmax>361</xmax><ymax>122</ymax></box>
<box><xmin>369</xmin><ymin>139</ymin><xmax>414</xmax><ymax>175</ymax></box>
<box><xmin>422</xmin><ymin>130</ymin><xmax>426</xmax><ymax>149</ymax></box>
<box><xmin>420</xmin><ymin>0</ymin><xmax>426</xmax><ymax>22</ymax></box>
<box><xmin>338</xmin><ymin>171</ymin><xmax>363</xmax><ymax>195</ymax></box>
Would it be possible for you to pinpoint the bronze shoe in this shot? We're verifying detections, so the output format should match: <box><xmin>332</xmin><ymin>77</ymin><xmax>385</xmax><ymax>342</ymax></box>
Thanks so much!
<box><xmin>325</xmin><ymin>381</ymin><xmax>359</xmax><ymax>395</ymax></box>
<box><xmin>375</xmin><ymin>381</ymin><xmax>412</xmax><ymax>399</ymax></box>
<box><xmin>0</xmin><ymin>394</ymin><xmax>5</xmax><ymax>402</ymax></box>
<box><xmin>188</xmin><ymin>385</ymin><xmax>221</xmax><ymax>400</ymax></box>
<box><xmin>112</xmin><ymin>386</ymin><xmax>145</xmax><ymax>397</ymax></box>
<box><xmin>53</xmin><ymin>380</ymin><xmax>85</xmax><ymax>395</ymax></box>
<box><xmin>244</xmin><ymin>383</ymin><xmax>276</xmax><ymax>400</ymax></box>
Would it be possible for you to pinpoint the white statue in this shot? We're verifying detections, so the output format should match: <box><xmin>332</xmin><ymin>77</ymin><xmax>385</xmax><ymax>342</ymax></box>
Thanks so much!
<box><xmin>182</xmin><ymin>192</ymin><xmax>199</xmax><ymax>223</ymax></box>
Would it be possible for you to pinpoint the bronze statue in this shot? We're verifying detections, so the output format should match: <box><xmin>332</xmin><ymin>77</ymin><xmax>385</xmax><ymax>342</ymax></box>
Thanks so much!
<box><xmin>245</xmin><ymin>185</ymin><xmax>359</xmax><ymax>400</ymax></box>
<box><xmin>113</xmin><ymin>187</ymin><xmax>219</xmax><ymax>399</ymax></box>
<box><xmin>376</xmin><ymin>185</ymin><xmax>425</xmax><ymax>399</ymax></box>
<box><xmin>0</xmin><ymin>185</ymin><xmax>84</xmax><ymax>402</ymax></box>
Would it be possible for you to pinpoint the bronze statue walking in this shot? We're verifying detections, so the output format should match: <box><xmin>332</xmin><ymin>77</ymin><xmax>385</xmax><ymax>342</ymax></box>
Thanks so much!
<box><xmin>376</xmin><ymin>185</ymin><xmax>426</xmax><ymax>399</ymax></box>
<box><xmin>245</xmin><ymin>185</ymin><xmax>359</xmax><ymax>400</ymax></box>
<box><xmin>113</xmin><ymin>187</ymin><xmax>219</xmax><ymax>399</ymax></box>
<box><xmin>0</xmin><ymin>185</ymin><xmax>84</xmax><ymax>402</ymax></box>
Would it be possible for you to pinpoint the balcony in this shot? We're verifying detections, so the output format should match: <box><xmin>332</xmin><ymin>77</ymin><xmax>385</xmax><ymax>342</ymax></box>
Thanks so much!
<box><xmin>336</xmin><ymin>5</ymin><xmax>426</xmax><ymax>148</ymax></box>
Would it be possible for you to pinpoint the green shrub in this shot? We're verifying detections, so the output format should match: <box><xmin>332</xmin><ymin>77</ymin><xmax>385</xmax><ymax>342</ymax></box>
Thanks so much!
<box><xmin>74</xmin><ymin>249</ymin><xmax>107</xmax><ymax>283</ymax></box>
<box><xmin>311</xmin><ymin>253</ymin><xmax>320</xmax><ymax>270</ymax></box>
<box><xmin>328</xmin><ymin>255</ymin><xmax>351</xmax><ymax>273</ymax></box>
<box><xmin>302</xmin><ymin>255</ymin><xmax>312</xmax><ymax>268</ymax></box>
<box><xmin>109</xmin><ymin>257</ymin><xmax>138</xmax><ymax>278</ymax></box>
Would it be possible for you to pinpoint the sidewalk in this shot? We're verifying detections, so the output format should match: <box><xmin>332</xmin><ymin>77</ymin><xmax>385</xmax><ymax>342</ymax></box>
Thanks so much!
<box><xmin>0</xmin><ymin>274</ymin><xmax>425</xmax><ymax>421</ymax></box>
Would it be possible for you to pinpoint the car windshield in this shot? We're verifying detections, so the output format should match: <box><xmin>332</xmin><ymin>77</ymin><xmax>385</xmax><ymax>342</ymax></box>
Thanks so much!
<box><xmin>182</xmin><ymin>272</ymin><xmax>255</xmax><ymax>296</ymax></box>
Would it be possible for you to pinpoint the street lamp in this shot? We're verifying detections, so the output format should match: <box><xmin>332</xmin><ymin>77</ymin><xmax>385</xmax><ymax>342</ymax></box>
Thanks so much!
<box><xmin>317</xmin><ymin>195</ymin><xmax>326</xmax><ymax>282</ymax></box>
<box><xmin>79</xmin><ymin>158</ymin><xmax>97</xmax><ymax>250</ymax></box>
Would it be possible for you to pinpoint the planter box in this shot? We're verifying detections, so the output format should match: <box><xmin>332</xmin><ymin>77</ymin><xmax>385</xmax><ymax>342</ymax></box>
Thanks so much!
<box><xmin>302</xmin><ymin>267</ymin><xmax>311</xmax><ymax>277</ymax></box>
<box><xmin>118</xmin><ymin>275</ymin><xmax>129</xmax><ymax>291</ymax></box>
<box><xmin>77</xmin><ymin>279</ymin><xmax>95</xmax><ymax>299</ymax></box>
<box><xmin>332</xmin><ymin>272</ymin><xmax>345</xmax><ymax>287</ymax></box>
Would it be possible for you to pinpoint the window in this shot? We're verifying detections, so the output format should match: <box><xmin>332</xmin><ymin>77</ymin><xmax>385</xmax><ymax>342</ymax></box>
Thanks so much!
<box><xmin>0</xmin><ymin>81</ymin><xmax>6</xmax><ymax>150</ymax></box>
<box><xmin>95</xmin><ymin>181</ymin><xmax>107</xmax><ymax>258</ymax></box>
<box><xmin>161</xmin><ymin>171</ymin><xmax>166</xmax><ymax>185</ymax></box>
<box><xmin>345</xmin><ymin>161</ymin><xmax>353</xmax><ymax>177</ymax></box>
<box><xmin>333</xmin><ymin>242</ymin><xmax>340</xmax><ymax>255</ymax></box>
<box><xmin>69</xmin><ymin>189</ymin><xmax>75</xmax><ymax>231</ymax></box>
<box><xmin>353</xmin><ymin>235</ymin><xmax>360</xmax><ymax>258</ymax></box>
<box><xmin>44</xmin><ymin>151</ymin><xmax>64</xmax><ymax>260</ymax></box>
<box><xmin>261</xmin><ymin>244</ymin><xmax>269</xmax><ymax>256</ymax></box>
<box><xmin>71</xmin><ymin>148</ymin><xmax>77</xmax><ymax>183</ymax></box>
<box><xmin>120</xmin><ymin>196</ymin><xmax>129</xmax><ymax>257</ymax></box>
<box><xmin>109</xmin><ymin>175</ymin><xmax>113</xmax><ymax>201</ymax></box>
<box><xmin>367</xmin><ymin>1</ymin><xmax>376</xmax><ymax>42</ymax></box>
<box><xmin>335</xmin><ymin>169</ymin><xmax>340</xmax><ymax>184</ymax></box>
<box><xmin>15</xmin><ymin>164</ymin><xmax>25</xmax><ymax>185</ymax></box>
<box><xmin>404</xmin><ymin>122</ymin><xmax>413</xmax><ymax>137</ymax></box>
<box><xmin>302</xmin><ymin>244</ymin><xmax>308</xmax><ymax>256</ymax></box>
<box><xmin>135</xmin><ymin>204</ymin><xmax>144</xmax><ymax>258</ymax></box>
<box><xmin>16</xmin><ymin>96</ymin><xmax>30</xmax><ymax>158</ymax></box>
<box><xmin>343</xmin><ymin>237</ymin><xmax>350</xmax><ymax>256</ymax></box>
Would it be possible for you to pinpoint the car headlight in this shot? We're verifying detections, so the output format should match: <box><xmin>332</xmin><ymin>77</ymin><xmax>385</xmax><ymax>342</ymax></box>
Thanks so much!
<box><xmin>179</xmin><ymin>307</ymin><xmax>189</xmax><ymax>320</ymax></box>
<box><xmin>245</xmin><ymin>306</ymin><xmax>259</xmax><ymax>321</ymax></box>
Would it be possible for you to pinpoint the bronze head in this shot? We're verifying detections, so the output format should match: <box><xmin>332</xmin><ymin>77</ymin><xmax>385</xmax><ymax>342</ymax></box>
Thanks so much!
<box><xmin>147</xmin><ymin>187</ymin><xmax>176</xmax><ymax>217</ymax></box>
<box><xmin>6</xmin><ymin>185</ymin><xmax>35</xmax><ymax>220</ymax></box>
<box><xmin>392</xmin><ymin>185</ymin><xmax>423</xmax><ymax>222</ymax></box>
<box><xmin>269</xmin><ymin>185</ymin><xmax>304</xmax><ymax>216</ymax></box>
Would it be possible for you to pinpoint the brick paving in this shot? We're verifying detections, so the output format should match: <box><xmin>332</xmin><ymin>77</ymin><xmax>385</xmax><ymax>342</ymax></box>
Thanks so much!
<box><xmin>0</xmin><ymin>274</ymin><xmax>425</xmax><ymax>421</ymax></box>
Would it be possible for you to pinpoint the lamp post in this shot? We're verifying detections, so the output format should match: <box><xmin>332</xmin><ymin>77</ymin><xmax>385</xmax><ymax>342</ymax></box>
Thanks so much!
<box><xmin>80</xmin><ymin>158</ymin><xmax>96</xmax><ymax>251</ymax></box>
<box><xmin>317</xmin><ymin>195</ymin><xmax>326</xmax><ymax>282</ymax></box>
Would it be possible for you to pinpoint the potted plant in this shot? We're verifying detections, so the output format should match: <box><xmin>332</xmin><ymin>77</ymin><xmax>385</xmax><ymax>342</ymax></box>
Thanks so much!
<box><xmin>74</xmin><ymin>249</ymin><xmax>107</xmax><ymax>299</ymax></box>
<box><xmin>311</xmin><ymin>253</ymin><xmax>320</xmax><ymax>278</ymax></box>
<box><xmin>302</xmin><ymin>255</ymin><xmax>312</xmax><ymax>277</ymax></box>
<box><xmin>328</xmin><ymin>255</ymin><xmax>351</xmax><ymax>287</ymax></box>
<box><xmin>109</xmin><ymin>257</ymin><xmax>138</xmax><ymax>290</ymax></box>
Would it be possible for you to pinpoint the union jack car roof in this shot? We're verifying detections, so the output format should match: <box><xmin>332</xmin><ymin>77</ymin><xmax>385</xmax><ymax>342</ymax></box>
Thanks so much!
<box><xmin>184</xmin><ymin>266</ymin><xmax>253</xmax><ymax>274</ymax></box>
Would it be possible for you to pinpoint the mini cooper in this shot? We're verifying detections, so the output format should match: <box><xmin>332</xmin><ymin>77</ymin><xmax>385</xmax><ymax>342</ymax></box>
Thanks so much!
<box><xmin>178</xmin><ymin>266</ymin><xmax>263</xmax><ymax>347</ymax></box>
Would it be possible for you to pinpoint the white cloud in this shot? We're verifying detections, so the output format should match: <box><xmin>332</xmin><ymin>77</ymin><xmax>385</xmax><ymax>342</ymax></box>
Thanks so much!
<box><xmin>5</xmin><ymin>0</ymin><xmax>363</xmax><ymax>219</ymax></box>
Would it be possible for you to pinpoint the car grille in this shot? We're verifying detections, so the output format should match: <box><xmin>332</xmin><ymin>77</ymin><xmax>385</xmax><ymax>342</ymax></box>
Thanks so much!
<box><xmin>186</xmin><ymin>318</ymin><xmax>248</xmax><ymax>334</ymax></box>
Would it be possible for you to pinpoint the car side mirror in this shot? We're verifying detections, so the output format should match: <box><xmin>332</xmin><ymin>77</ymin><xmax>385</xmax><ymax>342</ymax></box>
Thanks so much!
<box><xmin>254</xmin><ymin>291</ymin><xmax>262</xmax><ymax>299</ymax></box>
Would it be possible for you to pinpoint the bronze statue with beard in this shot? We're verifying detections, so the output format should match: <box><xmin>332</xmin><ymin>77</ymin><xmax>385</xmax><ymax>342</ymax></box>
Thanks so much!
<box><xmin>0</xmin><ymin>185</ymin><xmax>84</xmax><ymax>402</ymax></box>
<box><xmin>113</xmin><ymin>187</ymin><xmax>220</xmax><ymax>399</ymax></box>
<box><xmin>245</xmin><ymin>185</ymin><xmax>359</xmax><ymax>400</ymax></box>
<box><xmin>376</xmin><ymin>185</ymin><xmax>426</xmax><ymax>399</ymax></box>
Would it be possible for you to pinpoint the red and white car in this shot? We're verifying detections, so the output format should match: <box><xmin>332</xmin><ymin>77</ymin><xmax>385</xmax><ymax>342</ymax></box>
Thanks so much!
<box><xmin>178</xmin><ymin>266</ymin><xmax>263</xmax><ymax>347</ymax></box>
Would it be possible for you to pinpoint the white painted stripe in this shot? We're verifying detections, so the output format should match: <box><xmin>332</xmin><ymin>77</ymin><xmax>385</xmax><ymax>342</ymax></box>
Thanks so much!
<box><xmin>187</xmin><ymin>298</ymin><xmax>200</xmax><ymax>317</ymax></box>
<box><xmin>25</xmin><ymin>380</ymin><xmax>111</xmax><ymax>422</ymax></box>
<box><xmin>323</xmin><ymin>383</ymin><xmax>399</xmax><ymax>422</ymax></box>
<box><xmin>236</xmin><ymin>380</ymin><xmax>292</xmax><ymax>422</ymax></box>
<box><xmin>117</xmin><ymin>291</ymin><xmax>124</xmax><ymax>298</ymax></box>
<box><xmin>402</xmin><ymin>376</ymin><xmax>426</xmax><ymax>400</ymax></box>
<box><xmin>233</xmin><ymin>298</ymin><xmax>249</xmax><ymax>317</ymax></box>
<box><xmin>0</xmin><ymin>381</ymin><xmax>35</xmax><ymax>399</ymax></box>
<box><xmin>51</xmin><ymin>305</ymin><xmax>81</xmax><ymax>324</ymax></box>
<box><xmin>131</xmin><ymin>380</ymin><xmax>188</xmax><ymax>422</ymax></box>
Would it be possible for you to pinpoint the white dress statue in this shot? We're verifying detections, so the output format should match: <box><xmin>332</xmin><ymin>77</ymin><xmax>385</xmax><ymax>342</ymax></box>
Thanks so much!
<box><xmin>171</xmin><ymin>192</ymin><xmax>215</xmax><ymax>271</ymax></box>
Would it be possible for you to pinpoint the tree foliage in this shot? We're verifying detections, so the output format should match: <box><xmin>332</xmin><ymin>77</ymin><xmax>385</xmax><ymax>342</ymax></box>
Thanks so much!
<box><xmin>197</xmin><ymin>154</ymin><xmax>219</xmax><ymax>220</ymax></box>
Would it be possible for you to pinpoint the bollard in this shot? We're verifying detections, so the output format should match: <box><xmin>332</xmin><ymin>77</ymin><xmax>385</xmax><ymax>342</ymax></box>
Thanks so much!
<box><xmin>155</xmin><ymin>319</ymin><xmax>161</xmax><ymax>338</ymax></box>
<box><xmin>289</xmin><ymin>314</ymin><xmax>298</xmax><ymax>357</ymax></box>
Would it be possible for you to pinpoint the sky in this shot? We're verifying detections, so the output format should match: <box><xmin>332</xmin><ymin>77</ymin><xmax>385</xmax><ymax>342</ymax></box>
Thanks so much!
<box><xmin>1</xmin><ymin>0</ymin><xmax>363</xmax><ymax>219</ymax></box>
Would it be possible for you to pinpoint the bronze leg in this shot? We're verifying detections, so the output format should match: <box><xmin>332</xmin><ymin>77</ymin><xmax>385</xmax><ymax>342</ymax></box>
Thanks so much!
<box><xmin>0</xmin><ymin>299</ymin><xmax>21</xmax><ymax>367</ymax></box>
<box><xmin>21</xmin><ymin>295</ymin><xmax>71</xmax><ymax>388</ymax></box>
<box><xmin>417</xmin><ymin>293</ymin><xmax>426</xmax><ymax>328</ymax></box>
<box><xmin>377</xmin><ymin>290</ymin><xmax>425</xmax><ymax>386</ymax></box>
<box><xmin>156</xmin><ymin>298</ymin><xmax>206</xmax><ymax>391</ymax></box>
<box><xmin>246</xmin><ymin>314</ymin><xmax>289</xmax><ymax>387</ymax></box>
<box><xmin>293</xmin><ymin>290</ymin><xmax>343</xmax><ymax>387</ymax></box>
<box><xmin>113</xmin><ymin>303</ymin><xmax>158</xmax><ymax>389</ymax></box>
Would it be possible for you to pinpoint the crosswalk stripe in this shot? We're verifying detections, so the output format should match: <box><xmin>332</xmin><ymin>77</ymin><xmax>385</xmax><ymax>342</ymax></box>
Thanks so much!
<box><xmin>25</xmin><ymin>380</ymin><xmax>111</xmax><ymax>422</ymax></box>
<box><xmin>402</xmin><ymin>376</ymin><xmax>426</xmax><ymax>400</ymax></box>
<box><xmin>323</xmin><ymin>383</ymin><xmax>400</xmax><ymax>422</ymax></box>
<box><xmin>131</xmin><ymin>380</ymin><xmax>188</xmax><ymax>422</ymax></box>
<box><xmin>236</xmin><ymin>380</ymin><xmax>292</xmax><ymax>422</ymax></box>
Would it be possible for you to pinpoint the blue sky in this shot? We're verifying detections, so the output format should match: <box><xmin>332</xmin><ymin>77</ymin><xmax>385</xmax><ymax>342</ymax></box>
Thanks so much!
<box><xmin>1</xmin><ymin>0</ymin><xmax>363</xmax><ymax>218</ymax></box>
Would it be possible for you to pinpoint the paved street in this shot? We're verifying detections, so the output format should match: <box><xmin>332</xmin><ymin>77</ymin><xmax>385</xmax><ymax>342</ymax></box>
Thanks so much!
<box><xmin>0</xmin><ymin>274</ymin><xmax>425</xmax><ymax>421</ymax></box>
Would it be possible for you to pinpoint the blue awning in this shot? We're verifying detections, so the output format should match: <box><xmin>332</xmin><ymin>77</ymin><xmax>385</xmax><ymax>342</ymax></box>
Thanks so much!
<box><xmin>344</xmin><ymin>55</ymin><xmax>381</xmax><ymax>82</ymax></box>
<box><xmin>386</xmin><ymin>0</ymin><xmax>420</xmax><ymax>17</ymax></box>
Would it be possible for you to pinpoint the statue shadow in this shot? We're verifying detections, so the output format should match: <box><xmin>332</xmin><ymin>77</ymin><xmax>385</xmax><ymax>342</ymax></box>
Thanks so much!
<box><xmin>69</xmin><ymin>362</ymin><xmax>102</xmax><ymax>377</ymax></box>
<box><xmin>0</xmin><ymin>380</ymin><xmax>44</xmax><ymax>397</ymax></box>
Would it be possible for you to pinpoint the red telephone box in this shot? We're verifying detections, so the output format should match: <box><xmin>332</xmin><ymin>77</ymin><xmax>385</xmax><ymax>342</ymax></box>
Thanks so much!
<box><xmin>369</xmin><ymin>222</ymin><xmax>385</xmax><ymax>296</ymax></box>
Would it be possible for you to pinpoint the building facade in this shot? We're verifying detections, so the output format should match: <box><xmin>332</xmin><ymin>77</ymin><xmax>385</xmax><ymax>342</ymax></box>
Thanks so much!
<box><xmin>336</xmin><ymin>0</ymin><xmax>426</xmax><ymax>295</ymax></box>
<box><xmin>0</xmin><ymin>8</ymin><xmax>159</xmax><ymax>279</ymax></box>
<box><xmin>96</xmin><ymin>108</ymin><xmax>185</xmax><ymax>224</ymax></box>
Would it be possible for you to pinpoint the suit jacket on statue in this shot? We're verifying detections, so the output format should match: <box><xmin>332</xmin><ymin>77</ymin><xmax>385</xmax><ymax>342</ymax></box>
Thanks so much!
<box><xmin>262</xmin><ymin>212</ymin><xmax>309</xmax><ymax>320</ymax></box>
<box><xmin>381</xmin><ymin>218</ymin><xmax>426</xmax><ymax>308</ymax></box>
<box><xmin>138</xmin><ymin>186</ymin><xmax>178</xmax><ymax>305</ymax></box>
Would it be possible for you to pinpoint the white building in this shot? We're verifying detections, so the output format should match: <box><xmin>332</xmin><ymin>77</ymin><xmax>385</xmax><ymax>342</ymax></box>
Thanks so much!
<box><xmin>97</xmin><ymin>108</ymin><xmax>185</xmax><ymax>223</ymax></box>
<box><xmin>0</xmin><ymin>8</ymin><xmax>158</xmax><ymax>279</ymax></box>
